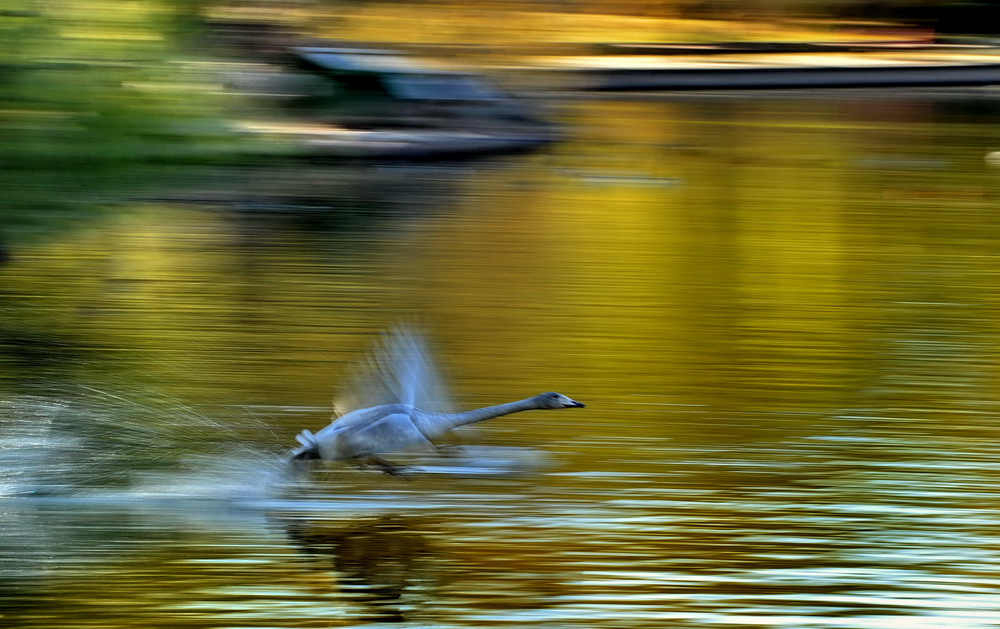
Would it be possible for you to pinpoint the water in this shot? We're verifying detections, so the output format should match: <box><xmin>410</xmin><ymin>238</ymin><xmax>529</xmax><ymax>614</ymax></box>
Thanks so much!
<box><xmin>5</xmin><ymin>89</ymin><xmax>1000</xmax><ymax>627</ymax></box>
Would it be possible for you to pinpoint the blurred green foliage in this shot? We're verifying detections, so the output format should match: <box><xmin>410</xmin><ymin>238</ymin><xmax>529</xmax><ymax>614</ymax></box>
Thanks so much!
<box><xmin>0</xmin><ymin>1</ymin><xmax>238</xmax><ymax>247</ymax></box>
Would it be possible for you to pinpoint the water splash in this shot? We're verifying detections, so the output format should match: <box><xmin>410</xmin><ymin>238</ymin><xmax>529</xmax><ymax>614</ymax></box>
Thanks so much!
<box><xmin>0</xmin><ymin>326</ymin><xmax>549</xmax><ymax>501</ymax></box>
<box><xmin>126</xmin><ymin>448</ymin><xmax>296</xmax><ymax>501</ymax></box>
<box><xmin>0</xmin><ymin>388</ymin><xmax>291</xmax><ymax>500</ymax></box>
<box><xmin>297</xmin><ymin>325</ymin><xmax>554</xmax><ymax>479</ymax></box>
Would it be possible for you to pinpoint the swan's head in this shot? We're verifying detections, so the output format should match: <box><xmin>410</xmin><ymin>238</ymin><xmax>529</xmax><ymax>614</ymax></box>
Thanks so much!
<box><xmin>535</xmin><ymin>392</ymin><xmax>586</xmax><ymax>409</ymax></box>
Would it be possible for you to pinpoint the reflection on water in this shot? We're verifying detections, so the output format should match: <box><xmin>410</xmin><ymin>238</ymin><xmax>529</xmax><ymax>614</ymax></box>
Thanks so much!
<box><xmin>285</xmin><ymin>514</ymin><xmax>439</xmax><ymax>623</ymax></box>
<box><xmin>5</xmin><ymin>91</ymin><xmax>1000</xmax><ymax>627</ymax></box>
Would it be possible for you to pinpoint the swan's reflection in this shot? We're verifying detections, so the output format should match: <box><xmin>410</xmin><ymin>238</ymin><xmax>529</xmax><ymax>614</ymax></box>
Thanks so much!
<box><xmin>284</xmin><ymin>514</ymin><xmax>438</xmax><ymax>623</ymax></box>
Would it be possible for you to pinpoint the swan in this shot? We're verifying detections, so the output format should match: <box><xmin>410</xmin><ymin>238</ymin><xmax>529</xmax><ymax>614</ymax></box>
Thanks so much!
<box><xmin>290</xmin><ymin>325</ymin><xmax>584</xmax><ymax>476</ymax></box>
<box><xmin>288</xmin><ymin>327</ymin><xmax>584</xmax><ymax>476</ymax></box>
<box><xmin>291</xmin><ymin>392</ymin><xmax>584</xmax><ymax>475</ymax></box>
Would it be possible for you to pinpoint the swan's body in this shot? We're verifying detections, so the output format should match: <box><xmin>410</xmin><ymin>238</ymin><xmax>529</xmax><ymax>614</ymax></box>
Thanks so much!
<box><xmin>291</xmin><ymin>392</ymin><xmax>584</xmax><ymax>467</ymax></box>
<box><xmin>288</xmin><ymin>327</ymin><xmax>583</xmax><ymax>476</ymax></box>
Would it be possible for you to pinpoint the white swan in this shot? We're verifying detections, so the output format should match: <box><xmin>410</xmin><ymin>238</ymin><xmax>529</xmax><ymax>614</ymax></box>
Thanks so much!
<box><xmin>291</xmin><ymin>392</ymin><xmax>584</xmax><ymax>474</ymax></box>
<box><xmin>288</xmin><ymin>327</ymin><xmax>584</xmax><ymax>475</ymax></box>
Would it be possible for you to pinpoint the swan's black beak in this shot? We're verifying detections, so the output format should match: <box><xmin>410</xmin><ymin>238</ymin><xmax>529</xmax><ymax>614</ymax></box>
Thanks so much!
<box><xmin>564</xmin><ymin>401</ymin><xmax>586</xmax><ymax>408</ymax></box>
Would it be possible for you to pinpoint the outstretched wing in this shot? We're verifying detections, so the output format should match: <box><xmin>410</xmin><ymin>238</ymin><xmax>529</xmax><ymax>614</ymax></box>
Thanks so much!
<box><xmin>332</xmin><ymin>324</ymin><xmax>454</xmax><ymax>417</ymax></box>
<box><xmin>339</xmin><ymin>413</ymin><xmax>436</xmax><ymax>457</ymax></box>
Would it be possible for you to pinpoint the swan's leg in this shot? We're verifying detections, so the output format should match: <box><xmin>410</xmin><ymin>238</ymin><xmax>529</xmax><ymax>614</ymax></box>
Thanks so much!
<box><xmin>364</xmin><ymin>455</ymin><xmax>411</xmax><ymax>479</ymax></box>
<box><xmin>434</xmin><ymin>444</ymin><xmax>466</xmax><ymax>458</ymax></box>
<box><xmin>346</xmin><ymin>415</ymin><xmax>432</xmax><ymax>477</ymax></box>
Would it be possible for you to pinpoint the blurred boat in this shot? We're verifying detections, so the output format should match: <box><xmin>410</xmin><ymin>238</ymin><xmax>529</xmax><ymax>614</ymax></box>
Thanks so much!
<box><xmin>228</xmin><ymin>46</ymin><xmax>556</xmax><ymax>160</ymax></box>
<box><xmin>236</xmin><ymin>121</ymin><xmax>555</xmax><ymax>161</ymax></box>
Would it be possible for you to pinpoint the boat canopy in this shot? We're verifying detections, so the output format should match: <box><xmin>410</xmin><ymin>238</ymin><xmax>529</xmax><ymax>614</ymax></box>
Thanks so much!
<box><xmin>292</xmin><ymin>47</ymin><xmax>503</xmax><ymax>101</ymax></box>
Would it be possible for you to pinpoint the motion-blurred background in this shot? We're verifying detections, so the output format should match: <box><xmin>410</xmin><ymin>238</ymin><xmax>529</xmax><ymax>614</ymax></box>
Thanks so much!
<box><xmin>6</xmin><ymin>2</ymin><xmax>1000</xmax><ymax>628</ymax></box>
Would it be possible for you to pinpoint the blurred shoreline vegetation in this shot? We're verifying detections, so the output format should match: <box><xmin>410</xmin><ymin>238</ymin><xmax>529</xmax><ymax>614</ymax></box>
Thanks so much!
<box><xmin>0</xmin><ymin>0</ymin><xmax>995</xmax><ymax>252</ymax></box>
<box><xmin>0</xmin><ymin>0</ymin><xmax>242</xmax><ymax>248</ymax></box>
<box><xmin>1</xmin><ymin>0</ymin><xmax>992</xmax><ymax>252</ymax></box>
<box><xmin>299</xmin><ymin>0</ymin><xmax>998</xmax><ymax>47</ymax></box>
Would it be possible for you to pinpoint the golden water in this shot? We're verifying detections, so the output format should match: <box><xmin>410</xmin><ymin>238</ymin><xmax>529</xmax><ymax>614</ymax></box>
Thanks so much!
<box><xmin>3</xmin><ymin>91</ymin><xmax>1000</xmax><ymax>628</ymax></box>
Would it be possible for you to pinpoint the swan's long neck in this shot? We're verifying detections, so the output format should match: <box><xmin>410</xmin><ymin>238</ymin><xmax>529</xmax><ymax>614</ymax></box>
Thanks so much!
<box><xmin>434</xmin><ymin>398</ymin><xmax>538</xmax><ymax>430</ymax></box>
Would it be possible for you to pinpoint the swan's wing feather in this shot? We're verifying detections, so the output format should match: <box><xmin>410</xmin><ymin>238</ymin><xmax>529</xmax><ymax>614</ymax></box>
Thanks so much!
<box><xmin>332</xmin><ymin>325</ymin><xmax>454</xmax><ymax>416</ymax></box>
<box><xmin>332</xmin><ymin>351</ymin><xmax>398</xmax><ymax>417</ymax></box>
<box><xmin>388</xmin><ymin>324</ymin><xmax>453</xmax><ymax>412</ymax></box>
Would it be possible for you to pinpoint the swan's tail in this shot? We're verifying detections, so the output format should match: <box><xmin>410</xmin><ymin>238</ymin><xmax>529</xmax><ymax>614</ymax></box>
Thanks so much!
<box><xmin>289</xmin><ymin>429</ymin><xmax>320</xmax><ymax>461</ymax></box>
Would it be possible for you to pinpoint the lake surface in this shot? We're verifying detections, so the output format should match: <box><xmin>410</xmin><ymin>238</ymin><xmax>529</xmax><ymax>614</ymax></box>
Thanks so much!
<box><xmin>4</xmin><ymin>89</ymin><xmax>1000</xmax><ymax>628</ymax></box>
